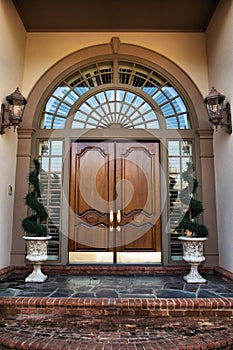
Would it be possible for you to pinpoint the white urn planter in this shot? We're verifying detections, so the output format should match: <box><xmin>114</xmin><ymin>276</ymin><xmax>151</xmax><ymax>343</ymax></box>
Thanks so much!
<box><xmin>178</xmin><ymin>236</ymin><xmax>207</xmax><ymax>283</ymax></box>
<box><xmin>23</xmin><ymin>236</ymin><xmax>51</xmax><ymax>283</ymax></box>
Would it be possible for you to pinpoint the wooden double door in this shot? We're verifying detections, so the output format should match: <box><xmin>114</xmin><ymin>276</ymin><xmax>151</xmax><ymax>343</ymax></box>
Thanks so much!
<box><xmin>69</xmin><ymin>141</ymin><xmax>161</xmax><ymax>263</ymax></box>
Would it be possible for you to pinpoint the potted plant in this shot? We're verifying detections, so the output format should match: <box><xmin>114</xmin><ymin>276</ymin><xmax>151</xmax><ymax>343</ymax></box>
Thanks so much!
<box><xmin>178</xmin><ymin>162</ymin><xmax>208</xmax><ymax>283</ymax></box>
<box><xmin>22</xmin><ymin>158</ymin><xmax>51</xmax><ymax>282</ymax></box>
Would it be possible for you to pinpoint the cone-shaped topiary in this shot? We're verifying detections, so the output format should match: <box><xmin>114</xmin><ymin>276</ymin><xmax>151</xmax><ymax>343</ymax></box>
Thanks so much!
<box><xmin>22</xmin><ymin>159</ymin><xmax>48</xmax><ymax>237</ymax></box>
<box><xmin>178</xmin><ymin>162</ymin><xmax>208</xmax><ymax>237</ymax></box>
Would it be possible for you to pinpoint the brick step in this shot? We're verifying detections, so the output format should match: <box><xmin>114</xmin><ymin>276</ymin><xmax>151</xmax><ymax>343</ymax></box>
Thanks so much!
<box><xmin>1</xmin><ymin>296</ymin><xmax>233</xmax><ymax>318</ymax></box>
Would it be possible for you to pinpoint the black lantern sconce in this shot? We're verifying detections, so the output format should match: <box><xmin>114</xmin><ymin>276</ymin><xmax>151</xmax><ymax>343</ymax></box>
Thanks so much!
<box><xmin>204</xmin><ymin>87</ymin><xmax>232</xmax><ymax>134</ymax></box>
<box><xmin>0</xmin><ymin>88</ymin><xmax>27</xmax><ymax>135</ymax></box>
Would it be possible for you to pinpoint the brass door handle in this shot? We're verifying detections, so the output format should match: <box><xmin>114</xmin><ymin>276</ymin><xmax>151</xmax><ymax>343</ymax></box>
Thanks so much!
<box><xmin>109</xmin><ymin>210</ymin><xmax>114</xmax><ymax>232</ymax></box>
<box><xmin>117</xmin><ymin>210</ymin><xmax>121</xmax><ymax>223</ymax></box>
<box><xmin>110</xmin><ymin>210</ymin><xmax>114</xmax><ymax>224</ymax></box>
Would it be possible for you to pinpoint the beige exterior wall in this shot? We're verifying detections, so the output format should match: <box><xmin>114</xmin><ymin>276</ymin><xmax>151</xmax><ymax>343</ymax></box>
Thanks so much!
<box><xmin>206</xmin><ymin>0</ymin><xmax>233</xmax><ymax>273</ymax></box>
<box><xmin>23</xmin><ymin>32</ymin><xmax>209</xmax><ymax>98</ymax></box>
<box><xmin>0</xmin><ymin>0</ymin><xmax>26</xmax><ymax>268</ymax></box>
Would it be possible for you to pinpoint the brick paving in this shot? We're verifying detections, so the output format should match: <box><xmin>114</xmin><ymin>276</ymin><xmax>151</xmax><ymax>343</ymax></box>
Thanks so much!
<box><xmin>0</xmin><ymin>314</ymin><xmax>233</xmax><ymax>349</ymax></box>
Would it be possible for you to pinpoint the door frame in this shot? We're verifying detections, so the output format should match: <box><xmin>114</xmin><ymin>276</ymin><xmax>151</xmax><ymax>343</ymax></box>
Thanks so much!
<box><xmin>33</xmin><ymin>128</ymin><xmax>199</xmax><ymax>266</ymax></box>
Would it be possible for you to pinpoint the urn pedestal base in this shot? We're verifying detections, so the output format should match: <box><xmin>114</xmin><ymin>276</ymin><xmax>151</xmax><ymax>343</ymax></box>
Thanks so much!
<box><xmin>183</xmin><ymin>263</ymin><xmax>206</xmax><ymax>283</ymax></box>
<box><xmin>25</xmin><ymin>263</ymin><xmax>48</xmax><ymax>283</ymax></box>
<box><xmin>179</xmin><ymin>236</ymin><xmax>207</xmax><ymax>284</ymax></box>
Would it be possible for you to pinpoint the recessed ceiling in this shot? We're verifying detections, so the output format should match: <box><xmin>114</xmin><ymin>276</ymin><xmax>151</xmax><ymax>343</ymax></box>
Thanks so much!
<box><xmin>13</xmin><ymin>0</ymin><xmax>220</xmax><ymax>32</ymax></box>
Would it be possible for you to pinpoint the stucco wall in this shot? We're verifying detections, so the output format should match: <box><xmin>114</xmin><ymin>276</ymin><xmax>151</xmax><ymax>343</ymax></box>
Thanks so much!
<box><xmin>23</xmin><ymin>32</ymin><xmax>209</xmax><ymax>98</ymax></box>
<box><xmin>206</xmin><ymin>0</ymin><xmax>233</xmax><ymax>273</ymax></box>
<box><xmin>0</xmin><ymin>0</ymin><xmax>26</xmax><ymax>268</ymax></box>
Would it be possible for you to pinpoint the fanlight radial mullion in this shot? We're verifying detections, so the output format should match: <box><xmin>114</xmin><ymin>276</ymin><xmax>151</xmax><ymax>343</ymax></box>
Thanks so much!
<box><xmin>71</xmin><ymin>89</ymin><xmax>160</xmax><ymax>129</ymax></box>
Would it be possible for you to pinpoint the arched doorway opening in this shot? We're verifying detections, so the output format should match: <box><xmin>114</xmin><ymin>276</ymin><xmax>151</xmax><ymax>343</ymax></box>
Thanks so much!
<box><xmin>12</xmin><ymin>40</ymin><xmax>217</xmax><ymax>267</ymax></box>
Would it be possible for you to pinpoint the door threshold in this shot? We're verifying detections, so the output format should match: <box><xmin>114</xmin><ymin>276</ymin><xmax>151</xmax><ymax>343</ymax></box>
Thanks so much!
<box><xmin>69</xmin><ymin>252</ymin><xmax>161</xmax><ymax>264</ymax></box>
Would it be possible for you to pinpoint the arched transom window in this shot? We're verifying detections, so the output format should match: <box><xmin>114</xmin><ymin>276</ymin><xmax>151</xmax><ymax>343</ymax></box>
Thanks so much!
<box><xmin>40</xmin><ymin>61</ymin><xmax>191</xmax><ymax>130</ymax></box>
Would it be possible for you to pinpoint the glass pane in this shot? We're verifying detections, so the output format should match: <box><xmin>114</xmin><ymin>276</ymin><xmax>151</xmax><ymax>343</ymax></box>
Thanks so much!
<box><xmin>75</xmin><ymin>111</ymin><xmax>89</xmax><ymax>121</ymax></box>
<box><xmin>182</xmin><ymin>158</ymin><xmax>192</xmax><ymax>172</ymax></box>
<box><xmin>166</xmin><ymin>117</ymin><xmax>178</xmax><ymax>129</ymax></box>
<box><xmin>168</xmin><ymin>141</ymin><xmax>180</xmax><ymax>156</ymax></box>
<box><xmin>144</xmin><ymin>111</ymin><xmax>157</xmax><ymax>122</ymax></box>
<box><xmin>51</xmin><ymin>141</ymin><xmax>63</xmax><ymax>156</ymax></box>
<box><xmin>45</xmin><ymin>97</ymin><xmax>59</xmax><ymax>114</ymax></box>
<box><xmin>125</xmin><ymin>92</ymin><xmax>135</xmax><ymax>103</ymax></box>
<box><xmin>80</xmin><ymin>103</ymin><xmax>92</xmax><ymax>114</ymax></box>
<box><xmin>160</xmin><ymin>103</ymin><xmax>174</xmax><ymax>117</ymax></box>
<box><xmin>41</xmin><ymin>158</ymin><xmax>49</xmax><ymax>172</ymax></box>
<box><xmin>153</xmin><ymin>91</ymin><xmax>167</xmax><ymax>105</ymax></box>
<box><xmin>74</xmin><ymin>86</ymin><xmax>89</xmax><ymax>95</ymax></box>
<box><xmin>121</xmin><ymin>104</ymin><xmax>128</xmax><ymax>114</ymax></box>
<box><xmin>145</xmin><ymin>120</ymin><xmax>159</xmax><ymax>128</ymax></box>
<box><xmin>42</xmin><ymin>114</ymin><xmax>52</xmax><ymax>129</ymax></box>
<box><xmin>142</xmin><ymin>87</ymin><xmax>158</xmax><ymax>96</ymax></box>
<box><xmin>87</xmin><ymin>96</ymin><xmax>99</xmax><ymax>108</ymax></box>
<box><xmin>72</xmin><ymin>121</ymin><xmax>85</xmax><ymax>128</ymax></box>
<box><xmin>162</xmin><ymin>86</ymin><xmax>178</xmax><ymax>99</ymax></box>
<box><xmin>88</xmin><ymin>117</ymin><xmax>98</xmax><ymax>125</ymax></box>
<box><xmin>131</xmin><ymin>112</ymin><xmax>140</xmax><ymax>121</ymax></box>
<box><xmin>96</xmin><ymin>92</ymin><xmax>106</xmax><ymax>103</ymax></box>
<box><xmin>39</xmin><ymin>140</ymin><xmax>50</xmax><ymax>156</ymax></box>
<box><xmin>134</xmin><ymin>96</ymin><xmax>144</xmax><ymax>107</ymax></box>
<box><xmin>173</xmin><ymin>97</ymin><xmax>187</xmax><ymax>113</ymax></box>
<box><xmin>179</xmin><ymin>113</ymin><xmax>190</xmax><ymax>129</ymax></box>
<box><xmin>56</xmin><ymin>103</ymin><xmax>71</xmax><ymax>117</ymax></box>
<box><xmin>133</xmin><ymin>117</ymin><xmax>143</xmax><ymax>125</ymax></box>
<box><xmin>53</xmin><ymin>117</ymin><xmax>66</xmax><ymax>129</ymax></box>
<box><xmin>138</xmin><ymin>103</ymin><xmax>150</xmax><ymax>114</ymax></box>
<box><xmin>53</xmin><ymin>86</ymin><xmax>70</xmax><ymax>99</ymax></box>
<box><xmin>109</xmin><ymin>102</ymin><xmax>115</xmax><ymax>113</ymax></box>
<box><xmin>95</xmin><ymin>107</ymin><xmax>105</xmax><ymax>117</ymax></box>
<box><xmin>64</xmin><ymin>91</ymin><xmax>79</xmax><ymax>105</ymax></box>
<box><xmin>51</xmin><ymin>157</ymin><xmax>62</xmax><ymax>172</ymax></box>
<box><xmin>181</xmin><ymin>141</ymin><xmax>192</xmax><ymax>156</ymax></box>
<box><xmin>169</xmin><ymin>158</ymin><xmax>180</xmax><ymax>173</ymax></box>
<box><xmin>102</xmin><ymin>104</ymin><xmax>110</xmax><ymax>114</ymax></box>
<box><xmin>127</xmin><ymin>107</ymin><xmax>135</xmax><ymax>115</ymax></box>
<box><xmin>106</xmin><ymin>90</ymin><xmax>115</xmax><ymax>102</ymax></box>
<box><xmin>116</xmin><ymin>90</ymin><xmax>125</xmax><ymax>101</ymax></box>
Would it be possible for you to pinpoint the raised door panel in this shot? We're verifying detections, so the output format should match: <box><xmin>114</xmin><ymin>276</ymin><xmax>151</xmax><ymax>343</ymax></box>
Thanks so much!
<box><xmin>116</xmin><ymin>142</ymin><xmax>161</xmax><ymax>252</ymax></box>
<box><xmin>69</xmin><ymin>142</ymin><xmax>114</xmax><ymax>251</ymax></box>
